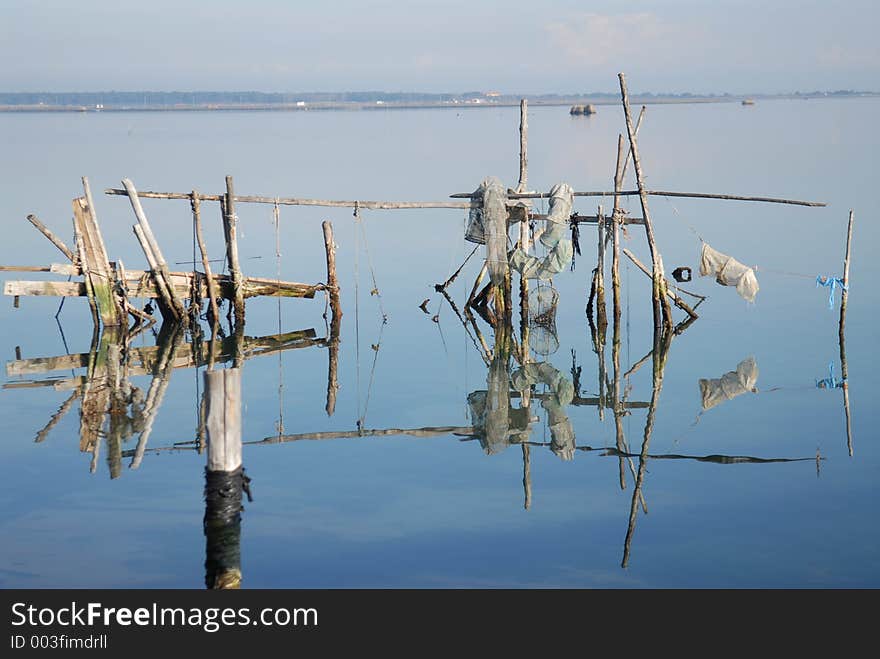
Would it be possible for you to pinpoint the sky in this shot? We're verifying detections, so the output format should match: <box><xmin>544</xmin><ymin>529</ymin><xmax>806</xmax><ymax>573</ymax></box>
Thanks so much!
<box><xmin>1</xmin><ymin>0</ymin><xmax>877</xmax><ymax>94</ymax></box>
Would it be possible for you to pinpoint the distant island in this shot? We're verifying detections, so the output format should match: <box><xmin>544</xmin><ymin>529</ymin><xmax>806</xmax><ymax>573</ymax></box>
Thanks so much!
<box><xmin>1</xmin><ymin>89</ymin><xmax>876</xmax><ymax>112</ymax></box>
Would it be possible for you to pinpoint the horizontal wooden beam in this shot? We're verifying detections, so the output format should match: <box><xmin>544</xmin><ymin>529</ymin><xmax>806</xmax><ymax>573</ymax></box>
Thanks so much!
<box><xmin>4</xmin><ymin>270</ymin><xmax>324</xmax><ymax>300</ymax></box>
<box><xmin>105</xmin><ymin>188</ymin><xmax>470</xmax><ymax>210</ymax></box>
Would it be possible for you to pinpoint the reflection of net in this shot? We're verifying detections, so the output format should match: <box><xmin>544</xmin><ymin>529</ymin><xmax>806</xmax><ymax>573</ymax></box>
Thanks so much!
<box><xmin>528</xmin><ymin>285</ymin><xmax>559</xmax><ymax>356</ymax></box>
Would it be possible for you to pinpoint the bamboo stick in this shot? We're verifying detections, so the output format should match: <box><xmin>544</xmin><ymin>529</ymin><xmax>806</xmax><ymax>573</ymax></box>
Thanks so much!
<box><xmin>25</xmin><ymin>214</ymin><xmax>76</xmax><ymax>263</ymax></box>
<box><xmin>522</xmin><ymin>443</ymin><xmax>531</xmax><ymax>510</ymax></box>
<box><xmin>192</xmin><ymin>190</ymin><xmax>221</xmax><ymax>330</ymax></box>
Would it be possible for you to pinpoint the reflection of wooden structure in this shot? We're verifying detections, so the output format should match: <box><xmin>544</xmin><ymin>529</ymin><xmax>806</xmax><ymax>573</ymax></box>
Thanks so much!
<box><xmin>6</xmin><ymin>321</ymin><xmax>335</xmax><ymax>478</ymax></box>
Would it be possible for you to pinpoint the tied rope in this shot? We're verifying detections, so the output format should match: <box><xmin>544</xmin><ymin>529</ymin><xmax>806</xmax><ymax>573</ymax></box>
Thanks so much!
<box><xmin>816</xmin><ymin>275</ymin><xmax>847</xmax><ymax>310</ymax></box>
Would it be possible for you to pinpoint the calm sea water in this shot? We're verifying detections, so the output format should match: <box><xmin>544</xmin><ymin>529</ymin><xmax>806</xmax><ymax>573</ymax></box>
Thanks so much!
<box><xmin>1</xmin><ymin>98</ymin><xmax>877</xmax><ymax>588</ymax></box>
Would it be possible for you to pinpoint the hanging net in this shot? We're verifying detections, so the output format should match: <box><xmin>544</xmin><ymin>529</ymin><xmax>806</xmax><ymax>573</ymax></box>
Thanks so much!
<box><xmin>528</xmin><ymin>285</ymin><xmax>559</xmax><ymax>356</ymax></box>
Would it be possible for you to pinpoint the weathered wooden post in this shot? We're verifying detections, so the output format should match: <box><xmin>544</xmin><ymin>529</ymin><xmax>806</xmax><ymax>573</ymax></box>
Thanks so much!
<box><xmin>618</xmin><ymin>73</ymin><xmax>672</xmax><ymax>331</ymax></box>
<box><xmin>204</xmin><ymin>367</ymin><xmax>243</xmax><ymax>589</ymax></box>
<box><xmin>223</xmin><ymin>176</ymin><xmax>246</xmax><ymax>328</ymax></box>
<box><xmin>322</xmin><ymin>220</ymin><xmax>341</xmax><ymax>416</ymax></box>
<box><xmin>72</xmin><ymin>191</ymin><xmax>123</xmax><ymax>328</ymax></box>
<box><xmin>517</xmin><ymin>99</ymin><xmax>528</xmax><ymax>194</ymax></box>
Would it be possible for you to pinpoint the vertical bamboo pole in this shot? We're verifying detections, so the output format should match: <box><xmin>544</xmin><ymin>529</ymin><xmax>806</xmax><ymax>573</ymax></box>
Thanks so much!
<box><xmin>517</xmin><ymin>99</ymin><xmax>528</xmax><ymax>194</ymax></box>
<box><xmin>522</xmin><ymin>443</ymin><xmax>532</xmax><ymax>510</ymax></box>
<box><xmin>618</xmin><ymin>73</ymin><xmax>672</xmax><ymax>331</ymax></box>
<box><xmin>224</xmin><ymin>176</ymin><xmax>245</xmax><ymax>328</ymax></box>
<box><xmin>192</xmin><ymin>190</ymin><xmax>221</xmax><ymax>332</ymax></box>
<box><xmin>839</xmin><ymin>210</ymin><xmax>854</xmax><ymax>457</ymax></box>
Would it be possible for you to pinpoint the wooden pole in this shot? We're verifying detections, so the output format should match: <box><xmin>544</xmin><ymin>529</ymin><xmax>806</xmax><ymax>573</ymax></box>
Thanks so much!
<box><xmin>108</xmin><ymin>187</ymin><xmax>826</xmax><ymax>208</ymax></box>
<box><xmin>322</xmin><ymin>220</ymin><xmax>342</xmax><ymax>322</ymax></box>
<box><xmin>106</xmin><ymin>187</ymin><xmax>472</xmax><ymax>209</ymax></box>
<box><xmin>839</xmin><ymin>210</ymin><xmax>854</xmax><ymax>457</ymax></box>
<box><xmin>618</xmin><ymin>73</ymin><xmax>671</xmax><ymax>331</ymax></box>
<box><xmin>517</xmin><ymin>99</ymin><xmax>528</xmax><ymax>193</ymax></box>
<box><xmin>192</xmin><ymin>190</ymin><xmax>221</xmax><ymax>331</ymax></box>
<box><xmin>452</xmin><ymin>189</ymin><xmax>827</xmax><ymax>207</ymax></box>
<box><xmin>26</xmin><ymin>214</ymin><xmax>76</xmax><ymax>263</ymax></box>
<box><xmin>205</xmin><ymin>367</ymin><xmax>243</xmax><ymax>473</ymax></box>
<box><xmin>122</xmin><ymin>179</ymin><xmax>187</xmax><ymax>324</ymax></box>
<box><xmin>322</xmin><ymin>221</ymin><xmax>341</xmax><ymax>417</ymax></box>
<box><xmin>133</xmin><ymin>224</ymin><xmax>176</xmax><ymax>321</ymax></box>
<box><xmin>611</xmin><ymin>134</ymin><xmax>626</xmax><ymax>335</ymax></box>
<box><xmin>224</xmin><ymin>176</ymin><xmax>245</xmax><ymax>327</ymax></box>
<box><xmin>522</xmin><ymin>443</ymin><xmax>532</xmax><ymax>510</ymax></box>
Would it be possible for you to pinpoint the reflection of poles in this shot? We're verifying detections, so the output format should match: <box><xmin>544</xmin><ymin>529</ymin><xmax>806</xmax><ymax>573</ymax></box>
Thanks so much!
<box><xmin>522</xmin><ymin>444</ymin><xmax>531</xmax><ymax>510</ymax></box>
<box><xmin>204</xmin><ymin>367</ymin><xmax>243</xmax><ymax>590</ymax></box>
<box><xmin>622</xmin><ymin>327</ymin><xmax>672</xmax><ymax>568</ymax></box>
<box><xmin>129</xmin><ymin>323</ymin><xmax>185</xmax><ymax>469</ymax></box>
<box><xmin>839</xmin><ymin>210</ymin><xmax>854</xmax><ymax>456</ymax></box>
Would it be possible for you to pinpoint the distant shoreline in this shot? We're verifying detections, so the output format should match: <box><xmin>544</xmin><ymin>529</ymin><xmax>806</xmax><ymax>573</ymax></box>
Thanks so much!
<box><xmin>1</xmin><ymin>92</ymin><xmax>876</xmax><ymax>113</ymax></box>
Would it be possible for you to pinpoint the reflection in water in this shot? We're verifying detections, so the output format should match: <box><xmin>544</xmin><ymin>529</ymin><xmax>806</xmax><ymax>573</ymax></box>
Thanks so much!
<box><xmin>699</xmin><ymin>357</ymin><xmax>759</xmax><ymax>411</ymax></box>
<box><xmin>2</xmin><ymin>295</ymin><xmax>842</xmax><ymax>578</ymax></box>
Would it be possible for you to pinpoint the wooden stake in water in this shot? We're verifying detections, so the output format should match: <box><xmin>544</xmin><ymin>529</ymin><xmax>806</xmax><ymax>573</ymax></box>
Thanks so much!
<box><xmin>839</xmin><ymin>210</ymin><xmax>854</xmax><ymax>456</ymax></box>
<box><xmin>205</xmin><ymin>368</ymin><xmax>242</xmax><ymax>473</ymax></box>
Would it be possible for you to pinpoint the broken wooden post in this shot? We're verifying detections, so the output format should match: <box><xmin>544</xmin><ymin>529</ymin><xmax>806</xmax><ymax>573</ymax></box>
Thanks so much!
<box><xmin>517</xmin><ymin>99</ymin><xmax>528</xmax><ymax>194</ymax></box>
<box><xmin>203</xmin><ymin>366</ymin><xmax>243</xmax><ymax>589</ymax></box>
<box><xmin>839</xmin><ymin>209</ymin><xmax>854</xmax><ymax>457</ymax></box>
<box><xmin>224</xmin><ymin>176</ymin><xmax>246</xmax><ymax>328</ymax></box>
<box><xmin>522</xmin><ymin>443</ymin><xmax>531</xmax><ymax>510</ymax></box>
<box><xmin>26</xmin><ymin>214</ymin><xmax>76</xmax><ymax>263</ymax></box>
<box><xmin>322</xmin><ymin>220</ymin><xmax>342</xmax><ymax>323</ymax></box>
<box><xmin>619</xmin><ymin>73</ymin><xmax>672</xmax><ymax>331</ymax></box>
<box><xmin>72</xmin><ymin>195</ymin><xmax>123</xmax><ymax>327</ymax></box>
<box><xmin>123</xmin><ymin>178</ymin><xmax>187</xmax><ymax>325</ymax></box>
<box><xmin>192</xmin><ymin>190</ymin><xmax>221</xmax><ymax>331</ymax></box>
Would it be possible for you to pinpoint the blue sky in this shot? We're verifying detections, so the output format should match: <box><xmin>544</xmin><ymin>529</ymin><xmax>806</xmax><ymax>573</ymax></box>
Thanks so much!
<box><xmin>1</xmin><ymin>0</ymin><xmax>877</xmax><ymax>93</ymax></box>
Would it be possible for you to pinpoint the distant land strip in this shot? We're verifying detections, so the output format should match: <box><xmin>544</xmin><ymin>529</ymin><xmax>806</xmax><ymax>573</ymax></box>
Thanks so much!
<box><xmin>0</xmin><ymin>89</ymin><xmax>876</xmax><ymax>113</ymax></box>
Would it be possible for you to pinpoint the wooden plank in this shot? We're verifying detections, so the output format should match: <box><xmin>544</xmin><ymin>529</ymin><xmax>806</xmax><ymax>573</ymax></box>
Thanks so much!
<box><xmin>4</xmin><ymin>280</ymin><xmax>86</xmax><ymax>297</ymax></box>
<box><xmin>73</xmin><ymin>196</ymin><xmax>122</xmax><ymax>326</ymax></box>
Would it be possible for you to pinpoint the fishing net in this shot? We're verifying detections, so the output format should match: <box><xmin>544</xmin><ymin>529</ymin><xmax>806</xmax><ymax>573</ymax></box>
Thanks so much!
<box><xmin>527</xmin><ymin>285</ymin><xmax>559</xmax><ymax>356</ymax></box>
